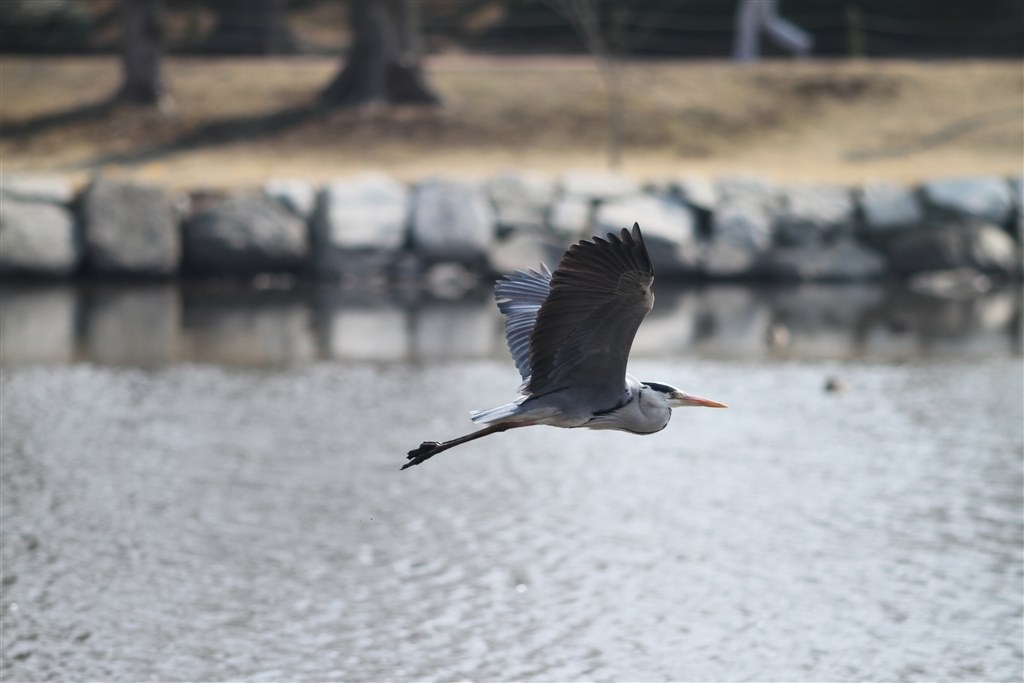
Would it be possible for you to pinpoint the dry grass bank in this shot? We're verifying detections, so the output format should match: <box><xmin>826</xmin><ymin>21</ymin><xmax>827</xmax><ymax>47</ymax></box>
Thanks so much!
<box><xmin>1</xmin><ymin>55</ymin><xmax>1021</xmax><ymax>189</ymax></box>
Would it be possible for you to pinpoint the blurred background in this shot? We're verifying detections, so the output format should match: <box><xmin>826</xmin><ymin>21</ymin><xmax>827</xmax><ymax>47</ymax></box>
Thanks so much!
<box><xmin>1</xmin><ymin>1</ymin><xmax>1022</xmax><ymax>682</ymax></box>
<box><xmin>1</xmin><ymin>0</ymin><xmax>1023</xmax><ymax>185</ymax></box>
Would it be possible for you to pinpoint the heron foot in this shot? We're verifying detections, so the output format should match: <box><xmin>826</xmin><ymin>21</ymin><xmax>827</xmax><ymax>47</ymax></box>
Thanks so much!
<box><xmin>401</xmin><ymin>441</ymin><xmax>442</xmax><ymax>470</ymax></box>
<box><xmin>406</xmin><ymin>441</ymin><xmax>440</xmax><ymax>459</ymax></box>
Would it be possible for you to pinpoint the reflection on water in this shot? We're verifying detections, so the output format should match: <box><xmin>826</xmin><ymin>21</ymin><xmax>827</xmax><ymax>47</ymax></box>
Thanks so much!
<box><xmin>83</xmin><ymin>287</ymin><xmax>181</xmax><ymax>366</ymax></box>
<box><xmin>0</xmin><ymin>287</ymin><xmax>76</xmax><ymax>364</ymax></box>
<box><xmin>0</xmin><ymin>281</ymin><xmax>1020</xmax><ymax>366</ymax></box>
<box><xmin>182</xmin><ymin>289</ymin><xmax>316</xmax><ymax>366</ymax></box>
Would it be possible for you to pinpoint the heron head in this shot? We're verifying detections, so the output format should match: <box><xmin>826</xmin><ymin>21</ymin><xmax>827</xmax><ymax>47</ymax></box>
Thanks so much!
<box><xmin>642</xmin><ymin>381</ymin><xmax>728</xmax><ymax>409</ymax></box>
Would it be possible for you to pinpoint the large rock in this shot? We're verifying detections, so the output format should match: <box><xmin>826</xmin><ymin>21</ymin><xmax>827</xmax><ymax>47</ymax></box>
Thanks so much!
<box><xmin>921</xmin><ymin>176</ymin><xmax>1013</xmax><ymax>225</ymax></box>
<box><xmin>663</xmin><ymin>176</ymin><xmax>716</xmax><ymax>239</ymax></box>
<box><xmin>702</xmin><ymin>178</ymin><xmax>778</xmax><ymax>278</ymax></box>
<box><xmin>860</xmin><ymin>181</ymin><xmax>924</xmax><ymax>235</ymax></box>
<box><xmin>700</xmin><ymin>239</ymin><xmax>764</xmax><ymax>279</ymax></box>
<box><xmin>264</xmin><ymin>178</ymin><xmax>317</xmax><ymax>220</ymax></box>
<box><xmin>82</xmin><ymin>179</ymin><xmax>179</xmax><ymax>275</ymax></box>
<box><xmin>0</xmin><ymin>174</ymin><xmax>74</xmax><ymax>204</ymax></box>
<box><xmin>885</xmin><ymin>221</ymin><xmax>1019</xmax><ymax>276</ymax></box>
<box><xmin>183</xmin><ymin>194</ymin><xmax>307</xmax><ymax>274</ymax></box>
<box><xmin>714</xmin><ymin>176</ymin><xmax>779</xmax><ymax>249</ymax></box>
<box><xmin>489</xmin><ymin>231</ymin><xmax>562</xmax><ymax>275</ymax></box>
<box><xmin>716</xmin><ymin>176</ymin><xmax>781</xmax><ymax>212</ymax></box>
<box><xmin>764</xmin><ymin>239</ymin><xmax>887</xmax><ymax>281</ymax></box>
<box><xmin>548</xmin><ymin>194</ymin><xmax>592</xmax><ymax>238</ymax></box>
<box><xmin>412</xmin><ymin>180</ymin><xmax>494</xmax><ymax>265</ymax></box>
<box><xmin>595</xmin><ymin>195</ymin><xmax>699</xmax><ymax>275</ymax></box>
<box><xmin>485</xmin><ymin>171</ymin><xmax>556</xmax><ymax>232</ymax></box>
<box><xmin>310</xmin><ymin>174</ymin><xmax>409</xmax><ymax>276</ymax></box>
<box><xmin>0</xmin><ymin>196</ymin><xmax>78</xmax><ymax>276</ymax></box>
<box><xmin>701</xmin><ymin>203</ymin><xmax>773</xmax><ymax>278</ymax></box>
<box><xmin>1010</xmin><ymin>175</ymin><xmax>1023</xmax><ymax>241</ymax></box>
<box><xmin>775</xmin><ymin>184</ymin><xmax>855</xmax><ymax>246</ymax></box>
<box><xmin>560</xmin><ymin>171</ymin><xmax>639</xmax><ymax>201</ymax></box>
<box><xmin>668</xmin><ymin>176</ymin><xmax>717</xmax><ymax>215</ymax></box>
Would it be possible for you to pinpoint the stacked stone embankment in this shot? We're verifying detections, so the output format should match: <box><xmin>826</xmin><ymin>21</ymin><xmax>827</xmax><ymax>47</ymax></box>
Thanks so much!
<box><xmin>1</xmin><ymin>171</ymin><xmax>1020</xmax><ymax>289</ymax></box>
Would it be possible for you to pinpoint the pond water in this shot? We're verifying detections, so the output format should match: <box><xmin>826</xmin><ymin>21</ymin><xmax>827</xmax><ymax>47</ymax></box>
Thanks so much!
<box><xmin>1</xmin><ymin>282</ymin><xmax>1022</xmax><ymax>681</ymax></box>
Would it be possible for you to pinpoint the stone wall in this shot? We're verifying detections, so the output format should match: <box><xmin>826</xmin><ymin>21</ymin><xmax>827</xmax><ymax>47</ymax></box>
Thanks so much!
<box><xmin>1</xmin><ymin>171</ymin><xmax>1021</xmax><ymax>288</ymax></box>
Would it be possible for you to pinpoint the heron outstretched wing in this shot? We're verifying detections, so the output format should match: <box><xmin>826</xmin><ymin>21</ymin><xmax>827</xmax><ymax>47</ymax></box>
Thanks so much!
<box><xmin>526</xmin><ymin>223</ymin><xmax>654</xmax><ymax>397</ymax></box>
<box><xmin>494</xmin><ymin>263</ymin><xmax>552</xmax><ymax>382</ymax></box>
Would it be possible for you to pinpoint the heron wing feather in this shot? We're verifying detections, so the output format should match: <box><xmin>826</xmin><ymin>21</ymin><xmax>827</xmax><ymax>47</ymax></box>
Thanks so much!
<box><xmin>494</xmin><ymin>264</ymin><xmax>552</xmax><ymax>382</ymax></box>
<box><xmin>526</xmin><ymin>224</ymin><xmax>654</xmax><ymax>399</ymax></box>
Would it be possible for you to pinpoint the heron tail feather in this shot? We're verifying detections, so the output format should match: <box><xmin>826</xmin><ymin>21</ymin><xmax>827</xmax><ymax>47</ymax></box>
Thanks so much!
<box><xmin>469</xmin><ymin>402</ymin><xmax>521</xmax><ymax>425</ymax></box>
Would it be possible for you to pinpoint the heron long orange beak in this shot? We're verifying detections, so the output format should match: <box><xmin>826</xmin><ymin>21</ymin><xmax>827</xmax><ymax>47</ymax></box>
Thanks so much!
<box><xmin>673</xmin><ymin>392</ymin><xmax>728</xmax><ymax>408</ymax></box>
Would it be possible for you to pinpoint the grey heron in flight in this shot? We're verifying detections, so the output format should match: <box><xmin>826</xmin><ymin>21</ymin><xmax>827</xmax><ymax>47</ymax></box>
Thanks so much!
<box><xmin>403</xmin><ymin>223</ymin><xmax>726</xmax><ymax>470</ymax></box>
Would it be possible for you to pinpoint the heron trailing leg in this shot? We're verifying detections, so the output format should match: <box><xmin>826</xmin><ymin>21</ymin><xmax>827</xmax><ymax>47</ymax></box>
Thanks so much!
<box><xmin>402</xmin><ymin>423</ymin><xmax>518</xmax><ymax>470</ymax></box>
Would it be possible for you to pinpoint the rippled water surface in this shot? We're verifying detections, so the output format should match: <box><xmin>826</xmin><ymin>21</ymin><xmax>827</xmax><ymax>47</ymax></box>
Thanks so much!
<box><xmin>1</xmin><ymin>285</ymin><xmax>1022</xmax><ymax>682</ymax></box>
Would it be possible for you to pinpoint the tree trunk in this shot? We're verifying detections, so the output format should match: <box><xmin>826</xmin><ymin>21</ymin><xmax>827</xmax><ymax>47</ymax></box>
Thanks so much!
<box><xmin>118</xmin><ymin>0</ymin><xmax>167</xmax><ymax>106</ymax></box>
<box><xmin>319</xmin><ymin>0</ymin><xmax>440</xmax><ymax>108</ymax></box>
<box><xmin>203</xmin><ymin>0</ymin><xmax>296</xmax><ymax>55</ymax></box>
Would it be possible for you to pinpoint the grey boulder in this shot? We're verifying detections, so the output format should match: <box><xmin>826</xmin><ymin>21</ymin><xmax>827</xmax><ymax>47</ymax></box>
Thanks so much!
<box><xmin>548</xmin><ymin>194</ymin><xmax>592</xmax><ymax>238</ymax></box>
<box><xmin>184</xmin><ymin>195</ymin><xmax>307</xmax><ymax>274</ymax></box>
<box><xmin>412</xmin><ymin>180</ymin><xmax>495</xmax><ymax>265</ymax></box>
<box><xmin>702</xmin><ymin>178</ymin><xmax>778</xmax><ymax>278</ymax></box>
<box><xmin>701</xmin><ymin>206</ymin><xmax>772</xmax><ymax>278</ymax></box>
<box><xmin>0</xmin><ymin>196</ymin><xmax>78</xmax><ymax>276</ymax></box>
<box><xmin>595</xmin><ymin>195</ymin><xmax>699</xmax><ymax>275</ymax></box>
<box><xmin>489</xmin><ymin>231</ymin><xmax>564</xmax><ymax>276</ymax></box>
<box><xmin>860</xmin><ymin>181</ymin><xmax>924</xmax><ymax>236</ymax></box>
<box><xmin>700</xmin><ymin>238</ymin><xmax>764</xmax><ymax>279</ymax></box>
<box><xmin>716</xmin><ymin>177</ymin><xmax>781</xmax><ymax>212</ymax></box>
<box><xmin>560</xmin><ymin>171</ymin><xmax>639</xmax><ymax>201</ymax></box>
<box><xmin>311</xmin><ymin>174</ymin><xmax>409</xmax><ymax>276</ymax></box>
<box><xmin>0</xmin><ymin>174</ymin><xmax>74</xmax><ymax>204</ymax></box>
<box><xmin>486</xmin><ymin>171</ymin><xmax>556</xmax><ymax>232</ymax></box>
<box><xmin>885</xmin><ymin>221</ymin><xmax>1019</xmax><ymax>276</ymax></box>
<box><xmin>776</xmin><ymin>184</ymin><xmax>855</xmax><ymax>246</ymax></box>
<box><xmin>714</xmin><ymin>176</ymin><xmax>779</xmax><ymax>249</ymax></box>
<box><xmin>82</xmin><ymin>179</ymin><xmax>179</xmax><ymax>275</ymax></box>
<box><xmin>764</xmin><ymin>239</ymin><xmax>887</xmax><ymax>281</ymax></box>
<box><xmin>668</xmin><ymin>176</ymin><xmax>717</xmax><ymax>215</ymax></box>
<box><xmin>921</xmin><ymin>176</ymin><xmax>1013</xmax><ymax>225</ymax></box>
<box><xmin>264</xmin><ymin>178</ymin><xmax>317</xmax><ymax>220</ymax></box>
<box><xmin>1010</xmin><ymin>175</ymin><xmax>1023</xmax><ymax>241</ymax></box>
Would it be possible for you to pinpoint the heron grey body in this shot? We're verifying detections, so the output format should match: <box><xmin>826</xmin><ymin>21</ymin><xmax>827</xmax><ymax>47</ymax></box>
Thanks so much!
<box><xmin>403</xmin><ymin>223</ymin><xmax>724</xmax><ymax>470</ymax></box>
<box><xmin>471</xmin><ymin>374</ymin><xmax>671</xmax><ymax>434</ymax></box>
